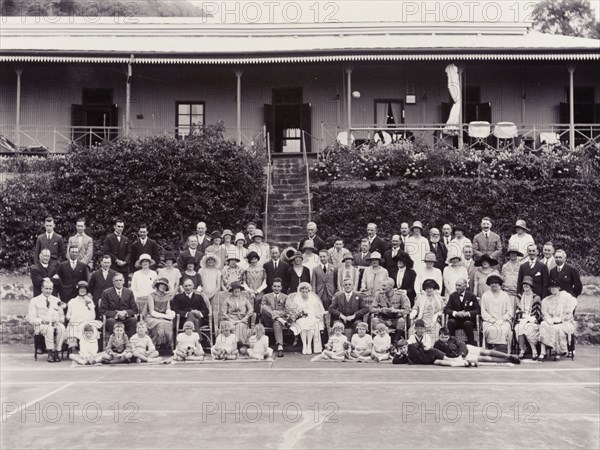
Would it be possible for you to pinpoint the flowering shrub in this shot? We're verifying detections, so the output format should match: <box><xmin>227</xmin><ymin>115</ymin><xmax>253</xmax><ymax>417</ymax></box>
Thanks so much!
<box><xmin>0</xmin><ymin>154</ymin><xmax>67</xmax><ymax>173</ymax></box>
<box><xmin>311</xmin><ymin>140</ymin><xmax>599</xmax><ymax>182</ymax></box>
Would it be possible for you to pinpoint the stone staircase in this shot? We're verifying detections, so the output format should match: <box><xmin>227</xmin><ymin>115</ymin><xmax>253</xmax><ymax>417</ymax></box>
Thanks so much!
<box><xmin>266</xmin><ymin>157</ymin><xmax>311</xmax><ymax>250</ymax></box>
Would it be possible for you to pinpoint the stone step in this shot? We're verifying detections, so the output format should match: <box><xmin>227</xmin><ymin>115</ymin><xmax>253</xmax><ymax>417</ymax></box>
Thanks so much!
<box><xmin>268</xmin><ymin>225</ymin><xmax>305</xmax><ymax>233</ymax></box>
<box><xmin>269</xmin><ymin>199</ymin><xmax>309</xmax><ymax>207</ymax></box>
<box><xmin>269</xmin><ymin>205</ymin><xmax>308</xmax><ymax>213</ymax></box>
<box><xmin>269</xmin><ymin>192</ymin><xmax>307</xmax><ymax>200</ymax></box>
<box><xmin>268</xmin><ymin>218</ymin><xmax>307</xmax><ymax>227</ymax></box>
<box><xmin>271</xmin><ymin>177</ymin><xmax>306</xmax><ymax>184</ymax></box>
<box><xmin>268</xmin><ymin>211</ymin><xmax>309</xmax><ymax>219</ymax></box>
<box><xmin>268</xmin><ymin>234</ymin><xmax>307</xmax><ymax>243</ymax></box>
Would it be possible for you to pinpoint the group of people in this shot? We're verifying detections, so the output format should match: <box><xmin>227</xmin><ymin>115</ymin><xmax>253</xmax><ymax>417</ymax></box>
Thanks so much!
<box><xmin>28</xmin><ymin>215</ymin><xmax>582</xmax><ymax>365</ymax></box>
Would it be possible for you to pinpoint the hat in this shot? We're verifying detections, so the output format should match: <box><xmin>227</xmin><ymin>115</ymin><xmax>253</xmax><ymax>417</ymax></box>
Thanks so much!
<box><xmin>506</xmin><ymin>244</ymin><xmax>524</xmax><ymax>257</ymax></box>
<box><xmin>368</xmin><ymin>251</ymin><xmax>382</xmax><ymax>261</ymax></box>
<box><xmin>446</xmin><ymin>254</ymin><xmax>463</xmax><ymax>264</ymax></box>
<box><xmin>332</xmin><ymin>321</ymin><xmax>345</xmax><ymax>330</ymax></box>
<box><xmin>342</xmin><ymin>252</ymin><xmax>354</xmax><ymax>262</ymax></box>
<box><xmin>515</xmin><ymin>220</ymin><xmax>530</xmax><ymax>232</ymax></box>
<box><xmin>253</xmin><ymin>229</ymin><xmax>264</xmax><ymax>239</ymax></box>
<box><xmin>234</xmin><ymin>232</ymin><xmax>246</xmax><ymax>244</ymax></box>
<box><xmin>423</xmin><ymin>252</ymin><xmax>437</xmax><ymax>263</ymax></box>
<box><xmin>185</xmin><ymin>256</ymin><xmax>197</xmax><ymax>266</ymax></box>
<box><xmin>302</xmin><ymin>240</ymin><xmax>317</xmax><ymax>252</ymax></box>
<box><xmin>163</xmin><ymin>251</ymin><xmax>176</xmax><ymax>263</ymax></box>
<box><xmin>521</xmin><ymin>276</ymin><xmax>534</xmax><ymax>287</ymax></box>
<box><xmin>292</xmin><ymin>250</ymin><xmax>304</xmax><ymax>260</ymax></box>
<box><xmin>549</xmin><ymin>279</ymin><xmax>561</xmax><ymax>289</ymax></box>
<box><xmin>396</xmin><ymin>338</ymin><xmax>408</xmax><ymax>347</ymax></box>
<box><xmin>226</xmin><ymin>255</ymin><xmax>240</xmax><ymax>263</ymax></box>
<box><xmin>76</xmin><ymin>280</ymin><xmax>89</xmax><ymax>290</ymax></box>
<box><xmin>375</xmin><ymin>323</ymin><xmax>387</xmax><ymax>331</ymax></box>
<box><xmin>222</xmin><ymin>229</ymin><xmax>233</xmax><ymax>239</ymax></box>
<box><xmin>135</xmin><ymin>253</ymin><xmax>156</xmax><ymax>268</ymax></box>
<box><xmin>183</xmin><ymin>321</ymin><xmax>195</xmax><ymax>330</ymax></box>
<box><xmin>453</xmin><ymin>224</ymin><xmax>467</xmax><ymax>234</ymax></box>
<box><xmin>475</xmin><ymin>254</ymin><xmax>499</xmax><ymax>267</ymax></box>
<box><xmin>411</xmin><ymin>221</ymin><xmax>424</xmax><ymax>231</ymax></box>
<box><xmin>486</xmin><ymin>275</ymin><xmax>504</xmax><ymax>286</ymax></box>
<box><xmin>153</xmin><ymin>277</ymin><xmax>170</xmax><ymax>290</ymax></box>
<box><xmin>246</xmin><ymin>251</ymin><xmax>260</xmax><ymax>262</ymax></box>
<box><xmin>211</xmin><ymin>230</ymin><xmax>222</xmax><ymax>240</ymax></box>
<box><xmin>414</xmin><ymin>319</ymin><xmax>426</xmax><ymax>328</ymax></box>
<box><xmin>228</xmin><ymin>281</ymin><xmax>245</xmax><ymax>292</ymax></box>
<box><xmin>422</xmin><ymin>279</ymin><xmax>440</xmax><ymax>290</ymax></box>
<box><xmin>200</xmin><ymin>253</ymin><xmax>222</xmax><ymax>268</ymax></box>
<box><xmin>393</xmin><ymin>251</ymin><xmax>414</xmax><ymax>269</ymax></box>
<box><xmin>356</xmin><ymin>322</ymin><xmax>368</xmax><ymax>329</ymax></box>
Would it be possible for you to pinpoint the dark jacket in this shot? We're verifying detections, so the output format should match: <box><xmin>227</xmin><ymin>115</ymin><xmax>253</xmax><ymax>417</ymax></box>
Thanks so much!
<box><xmin>434</xmin><ymin>336</ymin><xmax>468</xmax><ymax>358</ymax></box>
<box><xmin>129</xmin><ymin>238</ymin><xmax>161</xmax><ymax>271</ymax></box>
<box><xmin>444</xmin><ymin>290</ymin><xmax>480</xmax><ymax>318</ymax></box>
<box><xmin>99</xmin><ymin>287</ymin><xmax>138</xmax><ymax>319</ymax></box>
<box><xmin>103</xmin><ymin>233</ymin><xmax>131</xmax><ymax>273</ymax></box>
<box><xmin>368</xmin><ymin>236</ymin><xmax>388</xmax><ymax>256</ymax></box>
<box><xmin>88</xmin><ymin>269</ymin><xmax>117</xmax><ymax>303</ymax></box>
<box><xmin>329</xmin><ymin>291</ymin><xmax>369</xmax><ymax>320</ymax></box>
<box><xmin>34</xmin><ymin>233</ymin><xmax>65</xmax><ymax>264</ymax></box>
<box><xmin>30</xmin><ymin>261</ymin><xmax>59</xmax><ymax>296</ymax></box>
<box><xmin>390</xmin><ymin>267</ymin><xmax>418</xmax><ymax>306</ymax></box>
<box><xmin>171</xmin><ymin>292</ymin><xmax>209</xmax><ymax>319</ymax></box>
<box><xmin>549</xmin><ymin>264</ymin><xmax>582</xmax><ymax>297</ymax></box>
<box><xmin>428</xmin><ymin>240</ymin><xmax>448</xmax><ymax>271</ymax></box>
<box><xmin>517</xmin><ymin>260</ymin><xmax>550</xmax><ymax>298</ymax></box>
<box><xmin>264</xmin><ymin>259</ymin><xmax>290</xmax><ymax>293</ymax></box>
<box><xmin>57</xmin><ymin>260</ymin><xmax>89</xmax><ymax>302</ymax></box>
<box><xmin>286</xmin><ymin>265</ymin><xmax>311</xmax><ymax>294</ymax></box>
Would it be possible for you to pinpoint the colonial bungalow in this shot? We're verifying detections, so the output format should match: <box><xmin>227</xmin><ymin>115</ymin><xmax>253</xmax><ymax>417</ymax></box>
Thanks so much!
<box><xmin>0</xmin><ymin>17</ymin><xmax>599</xmax><ymax>154</ymax></box>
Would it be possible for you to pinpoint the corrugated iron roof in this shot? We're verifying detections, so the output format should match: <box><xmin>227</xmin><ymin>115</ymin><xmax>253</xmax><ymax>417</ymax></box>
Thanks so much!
<box><xmin>1</xmin><ymin>19</ymin><xmax>598</xmax><ymax>62</ymax></box>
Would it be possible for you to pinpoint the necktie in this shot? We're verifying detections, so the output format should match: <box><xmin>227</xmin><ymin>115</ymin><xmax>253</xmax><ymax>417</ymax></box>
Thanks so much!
<box><xmin>485</xmin><ymin>232</ymin><xmax>489</xmax><ymax>241</ymax></box>
<box><xmin>323</xmin><ymin>265</ymin><xmax>327</xmax><ymax>273</ymax></box>
<box><xmin>116</xmin><ymin>235</ymin><xmax>121</xmax><ymax>242</ymax></box>
<box><xmin>71</xmin><ymin>260</ymin><xmax>76</xmax><ymax>270</ymax></box>
<box><xmin>433</xmin><ymin>243</ymin><xmax>437</xmax><ymax>251</ymax></box>
<box><xmin>47</xmin><ymin>234</ymin><xmax>51</xmax><ymax>240</ymax></box>
<box><xmin>274</xmin><ymin>261</ymin><xmax>278</xmax><ymax>270</ymax></box>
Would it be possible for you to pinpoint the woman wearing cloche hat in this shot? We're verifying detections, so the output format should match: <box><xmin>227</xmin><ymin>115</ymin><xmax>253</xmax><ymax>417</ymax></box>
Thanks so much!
<box><xmin>508</xmin><ymin>219</ymin><xmax>535</xmax><ymax>262</ymax></box>
<box><xmin>415</xmin><ymin>252</ymin><xmax>443</xmax><ymax>295</ymax></box>
<box><xmin>131</xmin><ymin>253</ymin><xmax>158</xmax><ymax>305</ymax></box>
<box><xmin>480</xmin><ymin>274</ymin><xmax>514</xmax><ymax>351</ymax></box>
<box><xmin>404</xmin><ymin>221</ymin><xmax>431</xmax><ymax>275</ymax></box>
<box><xmin>360</xmin><ymin>251</ymin><xmax>389</xmax><ymax>296</ymax></box>
<box><xmin>145</xmin><ymin>277</ymin><xmax>176</xmax><ymax>351</ymax></box>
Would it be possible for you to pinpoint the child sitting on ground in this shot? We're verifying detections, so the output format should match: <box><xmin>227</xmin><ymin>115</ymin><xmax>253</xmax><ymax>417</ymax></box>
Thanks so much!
<box><xmin>129</xmin><ymin>322</ymin><xmax>163</xmax><ymax>363</ymax></box>
<box><xmin>405</xmin><ymin>320</ymin><xmax>470</xmax><ymax>367</ymax></box>
<box><xmin>211</xmin><ymin>321</ymin><xmax>239</xmax><ymax>360</ymax></box>
<box><xmin>311</xmin><ymin>321</ymin><xmax>348</xmax><ymax>362</ymax></box>
<box><xmin>248</xmin><ymin>324</ymin><xmax>274</xmax><ymax>361</ymax></box>
<box><xmin>348</xmin><ymin>322</ymin><xmax>373</xmax><ymax>362</ymax></box>
<box><xmin>174</xmin><ymin>321</ymin><xmax>205</xmax><ymax>362</ymax></box>
<box><xmin>372</xmin><ymin>323</ymin><xmax>392</xmax><ymax>362</ymax></box>
<box><xmin>69</xmin><ymin>324</ymin><xmax>103</xmax><ymax>365</ymax></box>
<box><xmin>99</xmin><ymin>322</ymin><xmax>133</xmax><ymax>364</ymax></box>
<box><xmin>434</xmin><ymin>327</ymin><xmax>521</xmax><ymax>365</ymax></box>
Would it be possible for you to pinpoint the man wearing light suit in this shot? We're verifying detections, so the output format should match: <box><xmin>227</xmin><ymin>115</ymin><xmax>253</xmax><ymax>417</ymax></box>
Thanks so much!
<box><xmin>67</xmin><ymin>219</ymin><xmax>94</xmax><ymax>269</ymax></box>
<box><xmin>260</xmin><ymin>278</ymin><xmax>289</xmax><ymax>357</ymax></box>
<box><xmin>311</xmin><ymin>250</ymin><xmax>337</xmax><ymax>310</ymax></box>
<box><xmin>34</xmin><ymin>217</ymin><xmax>65</xmax><ymax>265</ymax></box>
<box><xmin>99</xmin><ymin>273</ymin><xmax>138</xmax><ymax>337</ymax></box>
<box><xmin>472</xmin><ymin>217</ymin><xmax>502</xmax><ymax>262</ymax></box>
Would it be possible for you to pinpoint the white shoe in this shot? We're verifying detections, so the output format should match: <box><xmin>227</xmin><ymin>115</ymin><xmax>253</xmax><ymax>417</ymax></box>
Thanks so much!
<box><xmin>302</xmin><ymin>347</ymin><xmax>308</xmax><ymax>355</ymax></box>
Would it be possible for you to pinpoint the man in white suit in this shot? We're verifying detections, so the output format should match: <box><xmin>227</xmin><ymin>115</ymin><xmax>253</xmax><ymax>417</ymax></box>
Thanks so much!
<box><xmin>67</xmin><ymin>219</ymin><xmax>94</xmax><ymax>270</ymax></box>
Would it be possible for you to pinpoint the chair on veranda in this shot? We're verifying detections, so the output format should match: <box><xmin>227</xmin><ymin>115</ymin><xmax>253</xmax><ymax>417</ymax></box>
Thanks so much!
<box><xmin>468</xmin><ymin>121</ymin><xmax>492</xmax><ymax>149</ymax></box>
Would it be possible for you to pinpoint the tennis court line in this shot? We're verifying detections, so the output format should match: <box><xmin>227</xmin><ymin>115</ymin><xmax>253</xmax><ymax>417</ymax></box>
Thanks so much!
<box><xmin>1</xmin><ymin>382</ymin><xmax>73</xmax><ymax>422</ymax></box>
<box><xmin>1</xmin><ymin>366</ymin><xmax>599</xmax><ymax>372</ymax></box>
<box><xmin>2</xmin><ymin>380</ymin><xmax>598</xmax><ymax>386</ymax></box>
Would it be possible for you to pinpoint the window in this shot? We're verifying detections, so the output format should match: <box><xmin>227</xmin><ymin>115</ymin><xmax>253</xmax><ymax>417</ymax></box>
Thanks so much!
<box><xmin>176</xmin><ymin>102</ymin><xmax>205</xmax><ymax>137</ymax></box>
<box><xmin>374</xmin><ymin>99</ymin><xmax>404</xmax><ymax>126</ymax></box>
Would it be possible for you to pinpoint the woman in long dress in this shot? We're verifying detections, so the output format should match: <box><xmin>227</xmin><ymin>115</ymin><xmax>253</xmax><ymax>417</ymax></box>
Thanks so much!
<box><xmin>288</xmin><ymin>282</ymin><xmax>325</xmax><ymax>355</ymax></box>
<box><xmin>501</xmin><ymin>246</ymin><xmax>523</xmax><ymax>314</ymax></box>
<box><xmin>539</xmin><ymin>280</ymin><xmax>578</xmax><ymax>360</ymax></box>
<box><xmin>415</xmin><ymin>253</ymin><xmax>442</xmax><ymax>295</ymax></box>
<box><xmin>131</xmin><ymin>253</ymin><xmax>158</xmax><ymax>316</ymax></box>
<box><xmin>232</xmin><ymin>232</ymin><xmax>249</xmax><ymax>271</ymax></box>
<box><xmin>480</xmin><ymin>275</ymin><xmax>513</xmax><ymax>350</ymax></box>
<box><xmin>242</xmin><ymin>251</ymin><xmax>267</xmax><ymax>313</ymax></box>
<box><xmin>409</xmin><ymin>279</ymin><xmax>445</xmax><ymax>341</ymax></box>
<box><xmin>145</xmin><ymin>278</ymin><xmax>175</xmax><ymax>350</ymax></box>
<box><xmin>514</xmin><ymin>276</ymin><xmax>542</xmax><ymax>360</ymax></box>
<box><xmin>287</xmin><ymin>251</ymin><xmax>311</xmax><ymax>294</ymax></box>
<box><xmin>199</xmin><ymin>253</ymin><xmax>223</xmax><ymax>326</ymax></box>
<box><xmin>443</xmin><ymin>251</ymin><xmax>468</xmax><ymax>300</ymax></box>
<box><xmin>220</xmin><ymin>281</ymin><xmax>254</xmax><ymax>343</ymax></box>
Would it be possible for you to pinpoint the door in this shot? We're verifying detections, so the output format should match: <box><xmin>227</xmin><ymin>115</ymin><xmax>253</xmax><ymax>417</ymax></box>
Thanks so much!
<box><xmin>264</xmin><ymin>87</ymin><xmax>312</xmax><ymax>153</ymax></box>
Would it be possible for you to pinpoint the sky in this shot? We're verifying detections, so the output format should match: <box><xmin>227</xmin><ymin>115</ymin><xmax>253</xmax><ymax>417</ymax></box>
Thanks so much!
<box><xmin>189</xmin><ymin>0</ymin><xmax>600</xmax><ymax>24</ymax></box>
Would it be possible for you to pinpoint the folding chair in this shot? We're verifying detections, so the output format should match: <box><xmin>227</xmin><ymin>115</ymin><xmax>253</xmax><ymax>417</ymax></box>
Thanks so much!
<box><xmin>443</xmin><ymin>314</ymin><xmax>481</xmax><ymax>347</ymax></box>
<box><xmin>468</xmin><ymin>121</ymin><xmax>492</xmax><ymax>149</ymax></box>
<box><xmin>479</xmin><ymin>316</ymin><xmax>512</xmax><ymax>352</ymax></box>
<box><xmin>493</xmin><ymin>122</ymin><xmax>518</xmax><ymax>150</ymax></box>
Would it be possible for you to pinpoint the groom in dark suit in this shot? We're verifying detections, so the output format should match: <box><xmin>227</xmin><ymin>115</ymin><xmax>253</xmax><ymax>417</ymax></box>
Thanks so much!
<box><xmin>264</xmin><ymin>246</ymin><xmax>290</xmax><ymax>294</ymax></box>
<box><xmin>517</xmin><ymin>244</ymin><xmax>550</xmax><ymax>298</ymax></box>
<box><xmin>99</xmin><ymin>273</ymin><xmax>138</xmax><ymax>337</ymax></box>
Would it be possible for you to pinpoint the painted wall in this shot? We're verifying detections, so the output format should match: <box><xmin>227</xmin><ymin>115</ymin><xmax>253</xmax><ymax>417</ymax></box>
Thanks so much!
<box><xmin>0</xmin><ymin>61</ymin><xmax>598</xmax><ymax>151</ymax></box>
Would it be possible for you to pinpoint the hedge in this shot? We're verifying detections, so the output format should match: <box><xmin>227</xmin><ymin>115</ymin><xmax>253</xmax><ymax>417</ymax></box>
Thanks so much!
<box><xmin>312</xmin><ymin>178</ymin><xmax>600</xmax><ymax>276</ymax></box>
<box><xmin>0</xmin><ymin>124</ymin><xmax>266</xmax><ymax>271</ymax></box>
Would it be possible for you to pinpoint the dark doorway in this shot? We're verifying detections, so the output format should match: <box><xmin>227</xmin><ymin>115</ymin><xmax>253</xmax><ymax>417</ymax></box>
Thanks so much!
<box><xmin>71</xmin><ymin>89</ymin><xmax>118</xmax><ymax>146</ymax></box>
<box><xmin>264</xmin><ymin>87</ymin><xmax>312</xmax><ymax>153</ymax></box>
